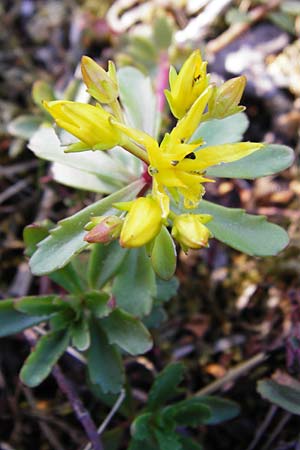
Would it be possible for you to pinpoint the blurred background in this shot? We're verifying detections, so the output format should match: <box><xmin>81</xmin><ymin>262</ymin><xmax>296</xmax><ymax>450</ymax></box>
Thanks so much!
<box><xmin>1</xmin><ymin>1</ymin><xmax>300</xmax><ymax>449</ymax></box>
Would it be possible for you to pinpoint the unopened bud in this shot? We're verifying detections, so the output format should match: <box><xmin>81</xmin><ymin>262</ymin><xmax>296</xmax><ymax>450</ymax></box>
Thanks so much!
<box><xmin>119</xmin><ymin>197</ymin><xmax>162</xmax><ymax>248</ymax></box>
<box><xmin>171</xmin><ymin>214</ymin><xmax>212</xmax><ymax>252</ymax></box>
<box><xmin>81</xmin><ymin>56</ymin><xmax>119</xmax><ymax>104</ymax></box>
<box><xmin>84</xmin><ymin>216</ymin><xmax>123</xmax><ymax>243</ymax></box>
<box><xmin>208</xmin><ymin>76</ymin><xmax>246</xmax><ymax>119</ymax></box>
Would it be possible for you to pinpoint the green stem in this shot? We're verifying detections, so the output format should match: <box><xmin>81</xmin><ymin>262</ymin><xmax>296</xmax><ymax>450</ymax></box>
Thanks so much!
<box><xmin>168</xmin><ymin>210</ymin><xmax>177</xmax><ymax>221</ymax></box>
<box><xmin>122</xmin><ymin>138</ymin><xmax>150</xmax><ymax>164</ymax></box>
<box><xmin>110</xmin><ymin>99</ymin><xmax>124</xmax><ymax>123</ymax></box>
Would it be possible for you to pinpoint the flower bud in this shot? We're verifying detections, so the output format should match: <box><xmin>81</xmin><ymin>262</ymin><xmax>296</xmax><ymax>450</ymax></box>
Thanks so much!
<box><xmin>43</xmin><ymin>100</ymin><xmax>122</xmax><ymax>151</ymax></box>
<box><xmin>81</xmin><ymin>56</ymin><xmax>119</xmax><ymax>104</ymax></box>
<box><xmin>208</xmin><ymin>76</ymin><xmax>246</xmax><ymax>119</ymax></box>
<box><xmin>119</xmin><ymin>197</ymin><xmax>162</xmax><ymax>248</ymax></box>
<box><xmin>171</xmin><ymin>214</ymin><xmax>212</xmax><ymax>251</ymax></box>
<box><xmin>84</xmin><ymin>216</ymin><xmax>123</xmax><ymax>243</ymax></box>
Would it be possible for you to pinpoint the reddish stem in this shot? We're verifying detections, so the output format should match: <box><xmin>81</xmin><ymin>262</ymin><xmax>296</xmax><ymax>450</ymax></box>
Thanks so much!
<box><xmin>156</xmin><ymin>51</ymin><xmax>170</xmax><ymax>113</ymax></box>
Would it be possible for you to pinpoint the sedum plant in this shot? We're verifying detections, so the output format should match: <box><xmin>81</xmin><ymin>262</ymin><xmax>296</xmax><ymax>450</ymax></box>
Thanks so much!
<box><xmin>0</xmin><ymin>49</ymin><xmax>295</xmax><ymax>447</ymax></box>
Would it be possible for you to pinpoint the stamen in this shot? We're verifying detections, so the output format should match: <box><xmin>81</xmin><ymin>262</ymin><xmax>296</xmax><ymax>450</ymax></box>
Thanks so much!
<box><xmin>148</xmin><ymin>166</ymin><xmax>159</xmax><ymax>175</ymax></box>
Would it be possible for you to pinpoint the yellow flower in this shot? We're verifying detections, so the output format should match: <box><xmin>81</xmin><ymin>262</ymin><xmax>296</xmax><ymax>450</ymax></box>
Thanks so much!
<box><xmin>117</xmin><ymin>197</ymin><xmax>163</xmax><ymax>248</ymax></box>
<box><xmin>171</xmin><ymin>214</ymin><xmax>212</xmax><ymax>251</ymax></box>
<box><xmin>43</xmin><ymin>100</ymin><xmax>122</xmax><ymax>151</ymax></box>
<box><xmin>164</xmin><ymin>50</ymin><xmax>210</xmax><ymax>119</ymax></box>
<box><xmin>112</xmin><ymin>86</ymin><xmax>264</xmax><ymax>212</ymax></box>
<box><xmin>81</xmin><ymin>56</ymin><xmax>119</xmax><ymax>104</ymax></box>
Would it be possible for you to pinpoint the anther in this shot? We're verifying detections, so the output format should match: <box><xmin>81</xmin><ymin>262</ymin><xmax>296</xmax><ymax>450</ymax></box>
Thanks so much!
<box><xmin>184</xmin><ymin>152</ymin><xmax>196</xmax><ymax>160</ymax></box>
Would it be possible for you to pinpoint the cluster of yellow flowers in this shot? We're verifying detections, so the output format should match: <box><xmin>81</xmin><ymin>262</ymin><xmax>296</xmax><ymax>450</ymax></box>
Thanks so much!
<box><xmin>44</xmin><ymin>51</ymin><xmax>264</xmax><ymax>252</ymax></box>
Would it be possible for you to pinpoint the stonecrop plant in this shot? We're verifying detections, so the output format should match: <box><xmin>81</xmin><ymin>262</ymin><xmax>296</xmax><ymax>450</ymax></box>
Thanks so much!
<box><xmin>1</xmin><ymin>47</ymin><xmax>295</xmax><ymax>449</ymax></box>
<box><xmin>39</xmin><ymin>50</ymin><xmax>290</xmax><ymax>268</ymax></box>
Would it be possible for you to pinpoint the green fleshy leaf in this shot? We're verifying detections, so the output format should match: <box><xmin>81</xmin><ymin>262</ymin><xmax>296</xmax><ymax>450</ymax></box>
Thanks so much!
<box><xmin>154</xmin><ymin>428</ymin><xmax>182</xmax><ymax>450</ymax></box>
<box><xmin>50</xmin><ymin>309</ymin><xmax>75</xmax><ymax>331</ymax></box>
<box><xmin>131</xmin><ymin>413</ymin><xmax>154</xmax><ymax>442</ymax></box>
<box><xmin>151</xmin><ymin>226</ymin><xmax>177</xmax><ymax>280</ymax></box>
<box><xmin>193</xmin><ymin>396</ymin><xmax>240</xmax><ymax>424</ymax></box>
<box><xmin>191</xmin><ymin>113</ymin><xmax>249</xmax><ymax>146</ymax></box>
<box><xmin>8</xmin><ymin>115</ymin><xmax>44</xmax><ymax>139</ymax></box>
<box><xmin>155</xmin><ymin>276</ymin><xmax>179</xmax><ymax>303</ymax></box>
<box><xmin>153</xmin><ymin>15</ymin><xmax>173</xmax><ymax>50</ymax></box>
<box><xmin>118</xmin><ymin>67</ymin><xmax>160</xmax><ymax>137</ymax></box>
<box><xmin>30</xmin><ymin>180</ymin><xmax>144</xmax><ymax>276</ymax></box>
<box><xmin>101</xmin><ymin>309</ymin><xmax>153</xmax><ymax>355</ymax></box>
<box><xmin>102</xmin><ymin>428</ymin><xmax>124</xmax><ymax>450</ymax></box>
<box><xmin>112</xmin><ymin>247</ymin><xmax>156</xmax><ymax>317</ymax></box>
<box><xmin>15</xmin><ymin>295</ymin><xmax>66</xmax><ymax>315</ymax></box>
<box><xmin>24</xmin><ymin>222</ymin><xmax>51</xmax><ymax>257</ymax></box>
<box><xmin>49</xmin><ymin>264</ymin><xmax>86</xmax><ymax>295</ymax></box>
<box><xmin>207</xmin><ymin>144</ymin><xmax>294</xmax><ymax>179</ymax></box>
<box><xmin>128</xmin><ymin>438</ymin><xmax>157</xmax><ymax>450</ymax></box>
<box><xmin>197</xmin><ymin>200</ymin><xmax>289</xmax><ymax>256</ymax></box>
<box><xmin>177</xmin><ymin>436</ymin><xmax>203</xmax><ymax>450</ymax></box>
<box><xmin>84</xmin><ymin>291</ymin><xmax>111</xmax><ymax>318</ymax></box>
<box><xmin>268</xmin><ymin>11</ymin><xmax>296</xmax><ymax>34</ymax></box>
<box><xmin>20</xmin><ymin>330</ymin><xmax>70</xmax><ymax>387</ymax></box>
<box><xmin>0</xmin><ymin>299</ymin><xmax>51</xmax><ymax>337</ymax></box>
<box><xmin>71</xmin><ymin>318</ymin><xmax>90</xmax><ymax>351</ymax></box>
<box><xmin>87</xmin><ymin>320</ymin><xmax>124</xmax><ymax>394</ymax></box>
<box><xmin>32</xmin><ymin>80</ymin><xmax>56</xmax><ymax>107</ymax></box>
<box><xmin>162</xmin><ymin>400</ymin><xmax>211</xmax><ymax>427</ymax></box>
<box><xmin>143</xmin><ymin>306</ymin><xmax>167</xmax><ymax>329</ymax></box>
<box><xmin>24</xmin><ymin>223</ymin><xmax>85</xmax><ymax>294</ymax></box>
<box><xmin>147</xmin><ymin>363</ymin><xmax>185</xmax><ymax>411</ymax></box>
<box><xmin>257</xmin><ymin>379</ymin><xmax>300</xmax><ymax>415</ymax></box>
<box><xmin>88</xmin><ymin>241</ymin><xmax>128</xmax><ymax>290</ymax></box>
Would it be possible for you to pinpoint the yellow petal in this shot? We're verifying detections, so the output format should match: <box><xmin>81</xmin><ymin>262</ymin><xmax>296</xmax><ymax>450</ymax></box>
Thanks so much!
<box><xmin>180</xmin><ymin>142</ymin><xmax>264</xmax><ymax>172</ymax></box>
<box><xmin>169</xmin><ymin>86</ymin><xmax>212</xmax><ymax>143</ymax></box>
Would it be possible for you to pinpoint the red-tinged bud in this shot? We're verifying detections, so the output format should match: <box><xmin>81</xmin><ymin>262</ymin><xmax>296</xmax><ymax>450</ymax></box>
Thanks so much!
<box><xmin>84</xmin><ymin>216</ymin><xmax>123</xmax><ymax>243</ymax></box>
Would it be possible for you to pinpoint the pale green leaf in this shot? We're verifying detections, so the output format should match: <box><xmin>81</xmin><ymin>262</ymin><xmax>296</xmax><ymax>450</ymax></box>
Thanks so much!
<box><xmin>30</xmin><ymin>180</ymin><xmax>145</xmax><ymax>275</ymax></box>
<box><xmin>51</xmin><ymin>162</ymin><xmax>118</xmax><ymax>193</ymax></box>
<box><xmin>197</xmin><ymin>200</ymin><xmax>289</xmax><ymax>256</ymax></box>
<box><xmin>195</xmin><ymin>396</ymin><xmax>240</xmax><ymax>424</ymax></box>
<box><xmin>258</xmin><ymin>379</ymin><xmax>300</xmax><ymax>415</ymax></box>
<box><xmin>28</xmin><ymin>126</ymin><xmax>135</xmax><ymax>191</ymax></box>
<box><xmin>8</xmin><ymin>115</ymin><xmax>44</xmax><ymax>139</ymax></box>
<box><xmin>207</xmin><ymin>144</ymin><xmax>294</xmax><ymax>179</ymax></box>
<box><xmin>191</xmin><ymin>113</ymin><xmax>249</xmax><ymax>146</ymax></box>
<box><xmin>118</xmin><ymin>67</ymin><xmax>160</xmax><ymax>137</ymax></box>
